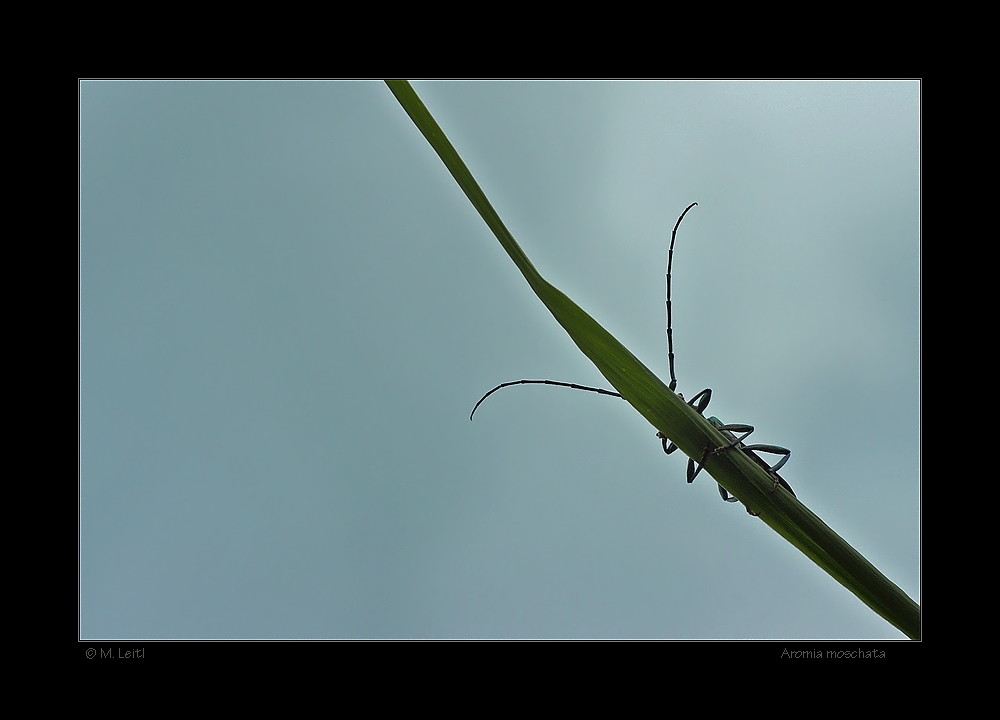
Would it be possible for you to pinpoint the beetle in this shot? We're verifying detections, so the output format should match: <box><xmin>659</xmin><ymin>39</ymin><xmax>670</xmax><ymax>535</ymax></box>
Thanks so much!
<box><xmin>471</xmin><ymin>203</ymin><xmax>795</xmax><ymax>512</ymax></box>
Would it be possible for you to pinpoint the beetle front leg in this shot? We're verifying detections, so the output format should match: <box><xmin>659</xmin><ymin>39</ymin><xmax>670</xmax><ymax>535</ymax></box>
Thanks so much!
<box><xmin>656</xmin><ymin>388</ymin><xmax>714</xmax><ymax>456</ymax></box>
<box><xmin>657</xmin><ymin>431</ymin><xmax>680</xmax><ymax>456</ymax></box>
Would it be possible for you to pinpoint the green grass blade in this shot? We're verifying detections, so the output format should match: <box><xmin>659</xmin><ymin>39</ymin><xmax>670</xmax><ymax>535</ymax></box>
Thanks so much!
<box><xmin>385</xmin><ymin>80</ymin><xmax>919</xmax><ymax>639</ymax></box>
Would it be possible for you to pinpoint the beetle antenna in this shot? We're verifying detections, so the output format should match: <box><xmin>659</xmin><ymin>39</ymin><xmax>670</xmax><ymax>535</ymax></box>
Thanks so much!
<box><xmin>667</xmin><ymin>202</ymin><xmax>697</xmax><ymax>392</ymax></box>
<box><xmin>470</xmin><ymin>380</ymin><xmax>622</xmax><ymax>421</ymax></box>
<box><xmin>470</xmin><ymin>203</ymin><xmax>696</xmax><ymax>420</ymax></box>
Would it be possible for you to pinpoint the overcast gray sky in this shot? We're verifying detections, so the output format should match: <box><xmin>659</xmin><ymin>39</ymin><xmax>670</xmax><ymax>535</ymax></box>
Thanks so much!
<box><xmin>81</xmin><ymin>81</ymin><xmax>919</xmax><ymax>639</ymax></box>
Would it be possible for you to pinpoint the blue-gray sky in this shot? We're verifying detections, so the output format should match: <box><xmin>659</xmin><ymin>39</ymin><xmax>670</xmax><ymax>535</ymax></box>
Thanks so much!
<box><xmin>81</xmin><ymin>81</ymin><xmax>919</xmax><ymax>638</ymax></box>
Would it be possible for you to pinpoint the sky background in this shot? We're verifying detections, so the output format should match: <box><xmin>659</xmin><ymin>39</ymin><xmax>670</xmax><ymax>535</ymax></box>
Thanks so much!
<box><xmin>80</xmin><ymin>81</ymin><xmax>919</xmax><ymax>639</ymax></box>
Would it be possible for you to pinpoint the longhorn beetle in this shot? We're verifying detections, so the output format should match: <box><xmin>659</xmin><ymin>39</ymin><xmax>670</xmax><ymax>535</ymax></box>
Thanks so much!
<box><xmin>470</xmin><ymin>203</ymin><xmax>795</xmax><ymax>513</ymax></box>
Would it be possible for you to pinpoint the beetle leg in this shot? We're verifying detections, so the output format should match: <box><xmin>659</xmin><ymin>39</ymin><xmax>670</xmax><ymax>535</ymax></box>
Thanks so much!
<box><xmin>740</xmin><ymin>444</ymin><xmax>792</xmax><ymax>494</ymax></box>
<box><xmin>687</xmin><ymin>444</ymin><xmax>713</xmax><ymax>483</ymax></box>
<box><xmin>717</xmin><ymin>483</ymin><xmax>739</xmax><ymax>503</ymax></box>
<box><xmin>657</xmin><ymin>388</ymin><xmax>713</xmax><ymax>456</ymax></box>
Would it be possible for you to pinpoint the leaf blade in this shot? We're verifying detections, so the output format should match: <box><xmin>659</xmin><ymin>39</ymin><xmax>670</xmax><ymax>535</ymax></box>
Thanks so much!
<box><xmin>385</xmin><ymin>80</ymin><xmax>919</xmax><ymax>639</ymax></box>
